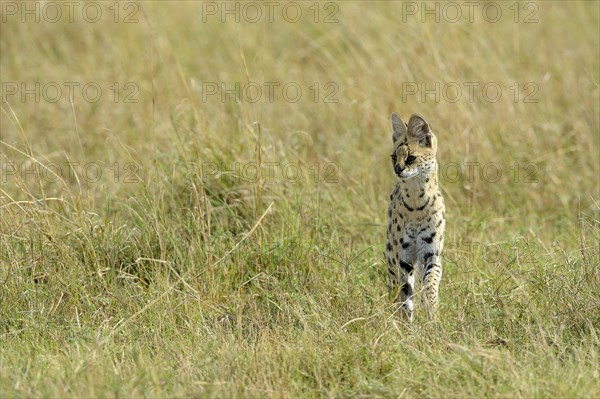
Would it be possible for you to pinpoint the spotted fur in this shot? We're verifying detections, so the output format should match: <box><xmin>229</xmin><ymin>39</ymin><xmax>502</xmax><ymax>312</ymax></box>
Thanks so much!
<box><xmin>386</xmin><ymin>113</ymin><xmax>445</xmax><ymax>321</ymax></box>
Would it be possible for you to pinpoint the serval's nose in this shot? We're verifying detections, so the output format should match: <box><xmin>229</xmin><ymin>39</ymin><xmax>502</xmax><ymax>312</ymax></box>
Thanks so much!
<box><xmin>394</xmin><ymin>164</ymin><xmax>404</xmax><ymax>176</ymax></box>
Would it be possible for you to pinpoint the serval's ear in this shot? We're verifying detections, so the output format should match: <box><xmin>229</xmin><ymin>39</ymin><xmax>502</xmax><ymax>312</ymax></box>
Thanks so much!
<box><xmin>391</xmin><ymin>113</ymin><xmax>407</xmax><ymax>143</ymax></box>
<box><xmin>408</xmin><ymin>114</ymin><xmax>433</xmax><ymax>148</ymax></box>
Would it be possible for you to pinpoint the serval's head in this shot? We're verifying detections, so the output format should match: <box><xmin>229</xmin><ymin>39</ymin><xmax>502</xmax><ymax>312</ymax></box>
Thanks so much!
<box><xmin>389</xmin><ymin>113</ymin><xmax>438</xmax><ymax>180</ymax></box>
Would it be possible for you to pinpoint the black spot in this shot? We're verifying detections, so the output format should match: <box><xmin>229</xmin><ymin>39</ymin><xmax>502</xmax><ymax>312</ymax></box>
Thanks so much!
<box><xmin>425</xmin><ymin>262</ymin><xmax>438</xmax><ymax>272</ymax></box>
<box><xmin>393</xmin><ymin>218</ymin><xmax>398</xmax><ymax>224</ymax></box>
<box><xmin>399</xmin><ymin>237</ymin><xmax>404</xmax><ymax>244</ymax></box>
<box><xmin>424</xmin><ymin>252</ymin><xmax>435</xmax><ymax>262</ymax></box>
<box><xmin>436</xmin><ymin>219</ymin><xmax>443</xmax><ymax>227</ymax></box>
<box><xmin>386</xmin><ymin>242</ymin><xmax>392</xmax><ymax>251</ymax></box>
<box><xmin>401</xmin><ymin>283</ymin><xmax>413</xmax><ymax>296</ymax></box>
<box><xmin>427</xmin><ymin>217</ymin><xmax>432</xmax><ymax>222</ymax></box>
<box><xmin>399</xmin><ymin>260</ymin><xmax>413</xmax><ymax>272</ymax></box>
<box><xmin>421</xmin><ymin>232</ymin><xmax>436</xmax><ymax>243</ymax></box>
<box><xmin>402</xmin><ymin>198</ymin><xmax>414</xmax><ymax>212</ymax></box>
<box><xmin>425</xmin><ymin>177</ymin><xmax>430</xmax><ymax>183</ymax></box>
<box><xmin>397</xmin><ymin>224</ymin><xmax>401</xmax><ymax>231</ymax></box>
<box><xmin>417</xmin><ymin>197</ymin><xmax>430</xmax><ymax>211</ymax></box>
<box><xmin>419</xmin><ymin>191</ymin><xmax>425</xmax><ymax>198</ymax></box>
<box><xmin>388</xmin><ymin>266</ymin><xmax>397</xmax><ymax>277</ymax></box>
<box><xmin>402</xmin><ymin>242</ymin><xmax>410</xmax><ymax>249</ymax></box>
<box><xmin>388</xmin><ymin>208</ymin><xmax>392</xmax><ymax>218</ymax></box>
<box><xmin>394</xmin><ymin>239</ymin><xmax>398</xmax><ymax>246</ymax></box>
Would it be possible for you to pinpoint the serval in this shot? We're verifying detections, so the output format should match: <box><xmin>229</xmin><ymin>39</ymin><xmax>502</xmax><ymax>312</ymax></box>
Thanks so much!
<box><xmin>386</xmin><ymin>113</ymin><xmax>445</xmax><ymax>321</ymax></box>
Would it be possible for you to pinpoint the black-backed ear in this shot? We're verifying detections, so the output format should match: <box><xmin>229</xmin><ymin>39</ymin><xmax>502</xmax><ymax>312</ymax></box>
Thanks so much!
<box><xmin>391</xmin><ymin>113</ymin><xmax>407</xmax><ymax>143</ymax></box>
<box><xmin>408</xmin><ymin>114</ymin><xmax>432</xmax><ymax>147</ymax></box>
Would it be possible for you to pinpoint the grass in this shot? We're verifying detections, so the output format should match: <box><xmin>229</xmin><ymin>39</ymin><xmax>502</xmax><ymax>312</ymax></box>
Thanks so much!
<box><xmin>1</xmin><ymin>1</ymin><xmax>599</xmax><ymax>397</ymax></box>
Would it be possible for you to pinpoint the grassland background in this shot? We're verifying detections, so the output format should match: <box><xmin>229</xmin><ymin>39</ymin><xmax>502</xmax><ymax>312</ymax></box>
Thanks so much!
<box><xmin>1</xmin><ymin>1</ymin><xmax>599</xmax><ymax>397</ymax></box>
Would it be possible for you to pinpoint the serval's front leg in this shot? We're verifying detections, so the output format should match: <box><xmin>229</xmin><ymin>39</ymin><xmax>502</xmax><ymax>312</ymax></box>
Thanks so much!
<box><xmin>423</xmin><ymin>251</ymin><xmax>442</xmax><ymax>317</ymax></box>
<box><xmin>399</xmin><ymin>260</ymin><xmax>415</xmax><ymax>321</ymax></box>
<box><xmin>396</xmin><ymin>254</ymin><xmax>415</xmax><ymax>322</ymax></box>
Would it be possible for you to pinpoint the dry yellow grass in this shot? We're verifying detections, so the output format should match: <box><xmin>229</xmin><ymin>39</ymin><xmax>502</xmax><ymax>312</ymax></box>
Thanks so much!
<box><xmin>1</xmin><ymin>1</ymin><xmax>599</xmax><ymax>397</ymax></box>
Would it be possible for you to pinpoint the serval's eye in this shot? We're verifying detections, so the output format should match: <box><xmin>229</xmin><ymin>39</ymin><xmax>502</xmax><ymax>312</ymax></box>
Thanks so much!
<box><xmin>405</xmin><ymin>155</ymin><xmax>416</xmax><ymax>165</ymax></box>
<box><xmin>390</xmin><ymin>154</ymin><xmax>397</xmax><ymax>162</ymax></box>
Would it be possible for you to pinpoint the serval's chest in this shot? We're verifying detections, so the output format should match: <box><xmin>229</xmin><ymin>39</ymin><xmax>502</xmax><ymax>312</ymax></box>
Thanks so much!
<box><xmin>387</xmin><ymin>175</ymin><xmax>445</xmax><ymax>262</ymax></box>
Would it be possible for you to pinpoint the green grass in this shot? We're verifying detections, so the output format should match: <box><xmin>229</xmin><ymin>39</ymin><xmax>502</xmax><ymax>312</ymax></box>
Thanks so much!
<box><xmin>1</xmin><ymin>1</ymin><xmax>599</xmax><ymax>397</ymax></box>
